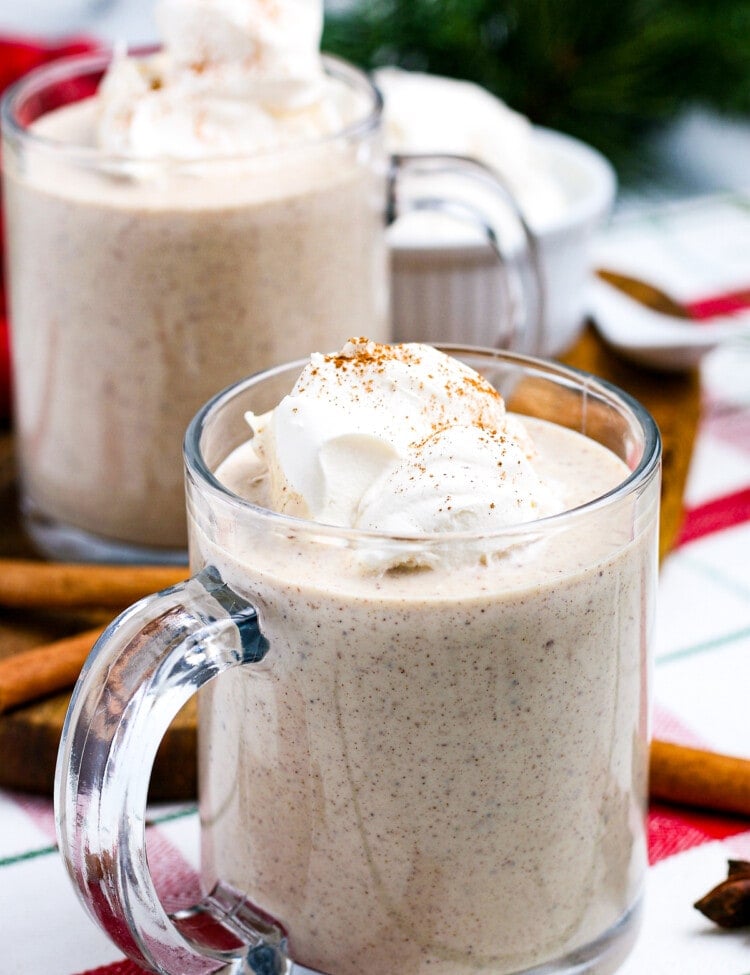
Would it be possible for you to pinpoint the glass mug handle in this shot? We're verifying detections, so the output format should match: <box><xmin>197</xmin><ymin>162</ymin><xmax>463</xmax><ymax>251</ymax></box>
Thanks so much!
<box><xmin>387</xmin><ymin>152</ymin><xmax>545</xmax><ymax>354</ymax></box>
<box><xmin>55</xmin><ymin>566</ymin><xmax>289</xmax><ymax>975</ymax></box>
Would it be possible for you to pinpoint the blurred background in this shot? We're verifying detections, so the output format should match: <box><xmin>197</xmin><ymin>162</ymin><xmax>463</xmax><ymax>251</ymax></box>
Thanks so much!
<box><xmin>0</xmin><ymin>0</ymin><xmax>748</xmax><ymax>208</ymax></box>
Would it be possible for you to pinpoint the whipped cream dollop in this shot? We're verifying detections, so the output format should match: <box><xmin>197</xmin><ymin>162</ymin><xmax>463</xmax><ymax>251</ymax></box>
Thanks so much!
<box><xmin>375</xmin><ymin>68</ymin><xmax>567</xmax><ymax>230</ymax></box>
<box><xmin>243</xmin><ymin>338</ymin><xmax>562</xmax><ymax>537</ymax></box>
<box><xmin>97</xmin><ymin>0</ymin><xmax>350</xmax><ymax>157</ymax></box>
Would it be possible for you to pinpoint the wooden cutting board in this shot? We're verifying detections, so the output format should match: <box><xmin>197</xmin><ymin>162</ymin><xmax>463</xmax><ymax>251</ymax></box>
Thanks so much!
<box><xmin>0</xmin><ymin>323</ymin><xmax>702</xmax><ymax>800</ymax></box>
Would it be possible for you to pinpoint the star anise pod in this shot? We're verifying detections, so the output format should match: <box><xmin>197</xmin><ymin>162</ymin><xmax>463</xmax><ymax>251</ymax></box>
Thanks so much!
<box><xmin>694</xmin><ymin>860</ymin><xmax>750</xmax><ymax>928</ymax></box>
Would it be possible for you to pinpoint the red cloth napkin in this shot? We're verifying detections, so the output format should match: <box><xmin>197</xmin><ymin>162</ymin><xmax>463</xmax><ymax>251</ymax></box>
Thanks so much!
<box><xmin>0</xmin><ymin>36</ymin><xmax>96</xmax><ymax>422</ymax></box>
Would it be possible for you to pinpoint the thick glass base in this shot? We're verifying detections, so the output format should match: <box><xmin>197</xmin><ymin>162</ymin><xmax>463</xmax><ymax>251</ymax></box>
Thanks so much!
<box><xmin>502</xmin><ymin>898</ymin><xmax>643</xmax><ymax>975</ymax></box>
<box><xmin>206</xmin><ymin>896</ymin><xmax>643</xmax><ymax>975</ymax></box>
<box><xmin>23</xmin><ymin>505</ymin><xmax>188</xmax><ymax>565</ymax></box>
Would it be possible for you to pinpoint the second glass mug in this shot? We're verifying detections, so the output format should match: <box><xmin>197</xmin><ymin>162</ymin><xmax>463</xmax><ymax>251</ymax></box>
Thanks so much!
<box><xmin>1</xmin><ymin>48</ymin><xmax>540</xmax><ymax>564</ymax></box>
<box><xmin>56</xmin><ymin>348</ymin><xmax>661</xmax><ymax>975</ymax></box>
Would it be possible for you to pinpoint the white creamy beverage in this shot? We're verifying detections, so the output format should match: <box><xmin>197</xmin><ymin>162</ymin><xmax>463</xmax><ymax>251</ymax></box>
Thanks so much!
<box><xmin>193</xmin><ymin>340</ymin><xmax>656</xmax><ymax>975</ymax></box>
<box><xmin>4</xmin><ymin>0</ymin><xmax>388</xmax><ymax>553</ymax></box>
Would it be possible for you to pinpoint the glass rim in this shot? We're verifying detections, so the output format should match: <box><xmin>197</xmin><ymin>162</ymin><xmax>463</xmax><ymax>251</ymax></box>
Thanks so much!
<box><xmin>184</xmin><ymin>345</ymin><xmax>662</xmax><ymax>546</ymax></box>
<box><xmin>0</xmin><ymin>47</ymin><xmax>383</xmax><ymax>167</ymax></box>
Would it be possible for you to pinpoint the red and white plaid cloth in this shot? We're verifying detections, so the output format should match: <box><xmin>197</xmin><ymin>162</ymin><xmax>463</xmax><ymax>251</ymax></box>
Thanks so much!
<box><xmin>1</xmin><ymin>38</ymin><xmax>750</xmax><ymax>974</ymax></box>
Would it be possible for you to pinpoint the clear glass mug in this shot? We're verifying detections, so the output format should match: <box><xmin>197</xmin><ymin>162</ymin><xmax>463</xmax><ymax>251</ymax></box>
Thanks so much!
<box><xmin>55</xmin><ymin>348</ymin><xmax>661</xmax><ymax>975</ymax></box>
<box><xmin>1</xmin><ymin>49</ymin><xmax>540</xmax><ymax>564</ymax></box>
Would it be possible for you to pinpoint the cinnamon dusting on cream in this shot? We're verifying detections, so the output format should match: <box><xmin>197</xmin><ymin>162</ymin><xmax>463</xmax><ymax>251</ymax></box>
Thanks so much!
<box><xmin>239</xmin><ymin>339</ymin><xmax>563</xmax><ymax>550</ymax></box>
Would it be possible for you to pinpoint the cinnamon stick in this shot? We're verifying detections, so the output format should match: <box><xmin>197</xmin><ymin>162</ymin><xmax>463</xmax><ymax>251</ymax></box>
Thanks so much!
<box><xmin>0</xmin><ymin>626</ymin><xmax>106</xmax><ymax>713</ymax></box>
<box><xmin>0</xmin><ymin>559</ymin><xmax>186</xmax><ymax>611</ymax></box>
<box><xmin>650</xmin><ymin>739</ymin><xmax>750</xmax><ymax>818</ymax></box>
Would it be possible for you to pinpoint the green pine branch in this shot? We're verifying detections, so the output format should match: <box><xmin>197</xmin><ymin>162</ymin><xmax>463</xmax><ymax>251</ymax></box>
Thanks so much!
<box><xmin>323</xmin><ymin>0</ymin><xmax>750</xmax><ymax>180</ymax></box>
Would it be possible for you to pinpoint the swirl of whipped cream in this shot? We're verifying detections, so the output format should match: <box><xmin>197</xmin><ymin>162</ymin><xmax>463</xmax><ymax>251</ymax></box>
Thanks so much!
<box><xmin>356</xmin><ymin>424</ymin><xmax>561</xmax><ymax>535</ymax></box>
<box><xmin>96</xmin><ymin>0</ymin><xmax>348</xmax><ymax>158</ymax></box>
<box><xmin>157</xmin><ymin>0</ymin><xmax>322</xmax><ymax>74</ymax></box>
<box><xmin>246</xmin><ymin>338</ymin><xmax>562</xmax><ymax>536</ymax></box>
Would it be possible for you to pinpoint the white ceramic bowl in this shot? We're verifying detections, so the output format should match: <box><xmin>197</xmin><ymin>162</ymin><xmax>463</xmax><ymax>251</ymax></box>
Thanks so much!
<box><xmin>388</xmin><ymin>127</ymin><xmax>617</xmax><ymax>358</ymax></box>
<box><xmin>588</xmin><ymin>274</ymin><xmax>750</xmax><ymax>371</ymax></box>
